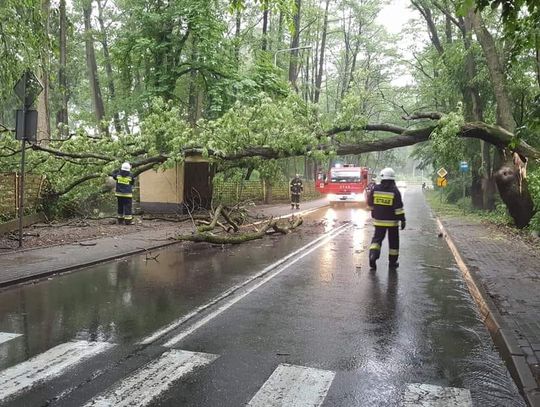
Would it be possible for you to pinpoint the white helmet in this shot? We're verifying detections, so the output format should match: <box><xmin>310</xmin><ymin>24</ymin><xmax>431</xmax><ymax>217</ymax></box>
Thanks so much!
<box><xmin>379</xmin><ymin>167</ymin><xmax>395</xmax><ymax>181</ymax></box>
<box><xmin>121</xmin><ymin>162</ymin><xmax>132</xmax><ymax>171</ymax></box>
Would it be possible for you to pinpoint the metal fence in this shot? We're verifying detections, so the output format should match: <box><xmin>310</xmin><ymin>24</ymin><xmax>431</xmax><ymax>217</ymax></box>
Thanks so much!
<box><xmin>0</xmin><ymin>173</ymin><xmax>45</xmax><ymax>219</ymax></box>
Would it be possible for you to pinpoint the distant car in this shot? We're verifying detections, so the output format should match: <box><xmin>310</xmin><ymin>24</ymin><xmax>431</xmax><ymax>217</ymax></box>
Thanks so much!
<box><xmin>396</xmin><ymin>181</ymin><xmax>407</xmax><ymax>188</ymax></box>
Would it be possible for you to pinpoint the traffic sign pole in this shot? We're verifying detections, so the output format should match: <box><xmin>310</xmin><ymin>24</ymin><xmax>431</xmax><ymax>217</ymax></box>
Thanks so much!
<box><xmin>18</xmin><ymin>109</ymin><xmax>26</xmax><ymax>247</ymax></box>
<box><xmin>14</xmin><ymin>71</ymin><xmax>43</xmax><ymax>248</ymax></box>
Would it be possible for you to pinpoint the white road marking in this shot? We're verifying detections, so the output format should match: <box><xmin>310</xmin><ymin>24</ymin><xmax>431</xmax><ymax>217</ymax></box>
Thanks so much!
<box><xmin>403</xmin><ymin>383</ymin><xmax>473</xmax><ymax>406</ymax></box>
<box><xmin>84</xmin><ymin>349</ymin><xmax>218</xmax><ymax>407</ymax></box>
<box><xmin>247</xmin><ymin>363</ymin><xmax>335</xmax><ymax>407</ymax></box>
<box><xmin>0</xmin><ymin>332</ymin><xmax>22</xmax><ymax>346</ymax></box>
<box><xmin>0</xmin><ymin>340</ymin><xmax>114</xmax><ymax>402</ymax></box>
<box><xmin>163</xmin><ymin>223</ymin><xmax>352</xmax><ymax>347</ymax></box>
<box><xmin>140</xmin><ymin>222</ymin><xmax>352</xmax><ymax>346</ymax></box>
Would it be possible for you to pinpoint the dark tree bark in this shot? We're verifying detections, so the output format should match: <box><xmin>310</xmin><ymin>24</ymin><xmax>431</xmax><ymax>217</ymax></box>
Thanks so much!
<box><xmin>313</xmin><ymin>0</ymin><xmax>330</xmax><ymax>103</ymax></box>
<box><xmin>56</xmin><ymin>0</ymin><xmax>69</xmax><ymax>135</ymax></box>
<box><xmin>37</xmin><ymin>0</ymin><xmax>51</xmax><ymax>142</ymax></box>
<box><xmin>288</xmin><ymin>0</ymin><xmax>302</xmax><ymax>89</ymax></box>
<box><xmin>83</xmin><ymin>0</ymin><xmax>108</xmax><ymax>136</ymax></box>
<box><xmin>235</xmin><ymin>8</ymin><xmax>242</xmax><ymax>61</ymax></box>
<box><xmin>96</xmin><ymin>0</ymin><xmax>122</xmax><ymax>134</ymax></box>
<box><xmin>261</xmin><ymin>0</ymin><xmax>270</xmax><ymax>51</ymax></box>
<box><xmin>470</xmin><ymin>10</ymin><xmax>533</xmax><ymax>224</ymax></box>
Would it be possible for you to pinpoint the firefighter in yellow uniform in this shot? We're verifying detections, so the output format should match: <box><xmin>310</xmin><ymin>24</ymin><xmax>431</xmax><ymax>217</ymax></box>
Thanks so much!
<box><xmin>111</xmin><ymin>162</ymin><xmax>136</xmax><ymax>225</ymax></box>
<box><xmin>366</xmin><ymin>167</ymin><xmax>405</xmax><ymax>270</ymax></box>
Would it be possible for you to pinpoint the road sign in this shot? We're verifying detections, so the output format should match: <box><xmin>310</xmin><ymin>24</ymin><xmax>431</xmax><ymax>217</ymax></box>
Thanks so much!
<box><xmin>15</xmin><ymin>109</ymin><xmax>38</xmax><ymax>141</ymax></box>
<box><xmin>14</xmin><ymin>71</ymin><xmax>43</xmax><ymax>108</ymax></box>
<box><xmin>437</xmin><ymin>177</ymin><xmax>448</xmax><ymax>187</ymax></box>
<box><xmin>459</xmin><ymin>161</ymin><xmax>469</xmax><ymax>172</ymax></box>
<box><xmin>437</xmin><ymin>168</ymin><xmax>448</xmax><ymax>178</ymax></box>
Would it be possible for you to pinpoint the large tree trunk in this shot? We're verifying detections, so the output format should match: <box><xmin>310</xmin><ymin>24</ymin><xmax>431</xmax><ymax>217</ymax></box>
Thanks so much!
<box><xmin>96</xmin><ymin>0</ymin><xmax>121</xmax><ymax>134</ymax></box>
<box><xmin>471</xmin><ymin>10</ymin><xmax>533</xmax><ymax>226</ymax></box>
<box><xmin>288</xmin><ymin>0</ymin><xmax>302</xmax><ymax>89</ymax></box>
<box><xmin>188</xmin><ymin>34</ymin><xmax>202</xmax><ymax>126</ymax></box>
<box><xmin>261</xmin><ymin>0</ymin><xmax>269</xmax><ymax>51</ymax></box>
<box><xmin>37</xmin><ymin>0</ymin><xmax>51</xmax><ymax>143</ymax></box>
<box><xmin>83</xmin><ymin>0</ymin><xmax>108</xmax><ymax>136</ymax></box>
<box><xmin>462</xmin><ymin>13</ymin><xmax>495</xmax><ymax>210</ymax></box>
<box><xmin>235</xmin><ymin>8</ymin><xmax>242</xmax><ymax>61</ymax></box>
<box><xmin>56</xmin><ymin>0</ymin><xmax>68</xmax><ymax>137</ymax></box>
<box><xmin>314</xmin><ymin>0</ymin><xmax>329</xmax><ymax>104</ymax></box>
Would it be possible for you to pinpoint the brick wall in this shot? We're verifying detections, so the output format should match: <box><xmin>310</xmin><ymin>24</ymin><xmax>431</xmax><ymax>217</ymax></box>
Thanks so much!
<box><xmin>212</xmin><ymin>179</ymin><xmax>321</xmax><ymax>205</ymax></box>
<box><xmin>0</xmin><ymin>173</ymin><xmax>45</xmax><ymax>219</ymax></box>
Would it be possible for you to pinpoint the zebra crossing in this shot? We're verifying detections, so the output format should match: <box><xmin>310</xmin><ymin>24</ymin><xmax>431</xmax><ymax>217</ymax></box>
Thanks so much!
<box><xmin>0</xmin><ymin>331</ymin><xmax>21</xmax><ymax>346</ymax></box>
<box><xmin>0</xmin><ymin>340</ymin><xmax>114</xmax><ymax>403</ymax></box>
<box><xmin>0</xmin><ymin>336</ymin><xmax>473</xmax><ymax>406</ymax></box>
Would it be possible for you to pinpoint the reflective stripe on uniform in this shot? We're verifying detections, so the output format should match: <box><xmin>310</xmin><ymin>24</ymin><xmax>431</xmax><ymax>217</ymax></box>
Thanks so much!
<box><xmin>389</xmin><ymin>249</ymin><xmax>399</xmax><ymax>256</ymax></box>
<box><xmin>373</xmin><ymin>191</ymin><xmax>394</xmax><ymax>206</ymax></box>
<box><xmin>395</xmin><ymin>208</ymin><xmax>405</xmax><ymax>215</ymax></box>
<box><xmin>370</xmin><ymin>243</ymin><xmax>381</xmax><ymax>251</ymax></box>
<box><xmin>116</xmin><ymin>176</ymin><xmax>132</xmax><ymax>185</ymax></box>
<box><xmin>373</xmin><ymin>220</ymin><xmax>399</xmax><ymax>227</ymax></box>
<box><xmin>115</xmin><ymin>193</ymin><xmax>133</xmax><ymax>198</ymax></box>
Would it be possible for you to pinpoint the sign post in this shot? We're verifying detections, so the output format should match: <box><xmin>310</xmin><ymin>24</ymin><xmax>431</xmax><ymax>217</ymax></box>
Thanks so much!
<box><xmin>459</xmin><ymin>161</ymin><xmax>469</xmax><ymax>213</ymax></box>
<box><xmin>14</xmin><ymin>71</ymin><xmax>43</xmax><ymax>247</ymax></box>
<box><xmin>436</xmin><ymin>168</ymin><xmax>448</xmax><ymax>203</ymax></box>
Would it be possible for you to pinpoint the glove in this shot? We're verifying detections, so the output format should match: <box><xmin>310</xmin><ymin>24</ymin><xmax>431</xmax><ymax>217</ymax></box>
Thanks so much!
<box><xmin>401</xmin><ymin>220</ymin><xmax>406</xmax><ymax>230</ymax></box>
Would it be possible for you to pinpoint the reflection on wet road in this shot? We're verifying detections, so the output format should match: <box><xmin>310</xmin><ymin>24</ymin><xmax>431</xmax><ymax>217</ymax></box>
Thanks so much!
<box><xmin>0</xmin><ymin>189</ymin><xmax>527</xmax><ymax>406</ymax></box>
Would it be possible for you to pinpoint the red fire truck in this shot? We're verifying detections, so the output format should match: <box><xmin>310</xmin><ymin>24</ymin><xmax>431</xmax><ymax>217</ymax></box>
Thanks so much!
<box><xmin>316</xmin><ymin>164</ymin><xmax>372</xmax><ymax>204</ymax></box>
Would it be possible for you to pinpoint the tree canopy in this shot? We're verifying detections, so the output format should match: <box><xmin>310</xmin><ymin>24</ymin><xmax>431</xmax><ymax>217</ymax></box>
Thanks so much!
<box><xmin>0</xmin><ymin>0</ymin><xmax>539</xmax><ymax>227</ymax></box>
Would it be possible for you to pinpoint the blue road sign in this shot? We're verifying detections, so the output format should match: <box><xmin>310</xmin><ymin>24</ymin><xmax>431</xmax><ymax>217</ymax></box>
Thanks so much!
<box><xmin>459</xmin><ymin>161</ymin><xmax>469</xmax><ymax>172</ymax></box>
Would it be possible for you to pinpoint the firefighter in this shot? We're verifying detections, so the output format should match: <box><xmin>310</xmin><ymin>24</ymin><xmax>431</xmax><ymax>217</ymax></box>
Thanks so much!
<box><xmin>111</xmin><ymin>162</ymin><xmax>136</xmax><ymax>225</ymax></box>
<box><xmin>290</xmin><ymin>174</ymin><xmax>303</xmax><ymax>210</ymax></box>
<box><xmin>367</xmin><ymin>167</ymin><xmax>405</xmax><ymax>270</ymax></box>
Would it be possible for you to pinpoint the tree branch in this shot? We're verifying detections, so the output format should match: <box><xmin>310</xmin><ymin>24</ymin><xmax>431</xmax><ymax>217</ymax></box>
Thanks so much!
<box><xmin>31</xmin><ymin>144</ymin><xmax>113</xmax><ymax>161</ymax></box>
<box><xmin>402</xmin><ymin>112</ymin><xmax>443</xmax><ymax>120</ymax></box>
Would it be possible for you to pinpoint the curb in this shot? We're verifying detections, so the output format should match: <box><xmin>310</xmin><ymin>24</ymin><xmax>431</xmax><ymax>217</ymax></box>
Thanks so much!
<box><xmin>0</xmin><ymin>239</ymin><xmax>181</xmax><ymax>289</ymax></box>
<box><xmin>436</xmin><ymin>217</ymin><xmax>540</xmax><ymax>407</ymax></box>
<box><xmin>0</xmin><ymin>204</ymin><xmax>329</xmax><ymax>290</ymax></box>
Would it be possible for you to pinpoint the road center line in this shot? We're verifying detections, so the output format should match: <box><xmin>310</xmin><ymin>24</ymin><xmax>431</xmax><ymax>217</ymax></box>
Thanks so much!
<box><xmin>164</xmin><ymin>223</ymin><xmax>352</xmax><ymax>347</ymax></box>
<box><xmin>139</xmin><ymin>222</ymin><xmax>351</xmax><ymax>346</ymax></box>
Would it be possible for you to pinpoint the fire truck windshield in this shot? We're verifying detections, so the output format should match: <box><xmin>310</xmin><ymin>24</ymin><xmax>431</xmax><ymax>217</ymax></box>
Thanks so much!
<box><xmin>330</xmin><ymin>170</ymin><xmax>362</xmax><ymax>183</ymax></box>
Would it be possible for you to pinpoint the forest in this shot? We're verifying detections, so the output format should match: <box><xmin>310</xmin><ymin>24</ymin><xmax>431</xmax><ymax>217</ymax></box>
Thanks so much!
<box><xmin>0</xmin><ymin>0</ymin><xmax>538</xmax><ymax>229</ymax></box>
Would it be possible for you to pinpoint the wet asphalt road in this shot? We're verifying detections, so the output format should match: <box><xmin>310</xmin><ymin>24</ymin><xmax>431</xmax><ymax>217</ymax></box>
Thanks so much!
<box><xmin>0</xmin><ymin>187</ymin><xmax>526</xmax><ymax>406</ymax></box>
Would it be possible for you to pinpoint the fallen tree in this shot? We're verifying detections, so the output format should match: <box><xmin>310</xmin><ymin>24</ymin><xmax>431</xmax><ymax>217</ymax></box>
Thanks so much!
<box><xmin>176</xmin><ymin>204</ymin><xmax>303</xmax><ymax>244</ymax></box>
<box><xmin>2</xmin><ymin>111</ymin><xmax>538</xmax><ymax>228</ymax></box>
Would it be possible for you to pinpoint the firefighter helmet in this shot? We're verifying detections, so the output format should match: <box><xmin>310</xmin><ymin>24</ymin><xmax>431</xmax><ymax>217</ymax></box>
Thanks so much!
<box><xmin>121</xmin><ymin>162</ymin><xmax>132</xmax><ymax>171</ymax></box>
<box><xmin>380</xmin><ymin>167</ymin><xmax>395</xmax><ymax>181</ymax></box>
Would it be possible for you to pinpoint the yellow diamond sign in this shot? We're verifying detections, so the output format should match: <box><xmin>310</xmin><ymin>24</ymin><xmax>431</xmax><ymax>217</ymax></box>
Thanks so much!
<box><xmin>437</xmin><ymin>167</ymin><xmax>448</xmax><ymax>178</ymax></box>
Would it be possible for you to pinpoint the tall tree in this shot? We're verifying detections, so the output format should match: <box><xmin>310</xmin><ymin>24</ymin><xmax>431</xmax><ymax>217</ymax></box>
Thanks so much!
<box><xmin>288</xmin><ymin>0</ymin><xmax>302</xmax><ymax>88</ymax></box>
<box><xmin>56</xmin><ymin>0</ymin><xmax>69</xmax><ymax>135</ymax></box>
<box><xmin>96</xmin><ymin>0</ymin><xmax>121</xmax><ymax>134</ymax></box>
<box><xmin>83</xmin><ymin>0</ymin><xmax>107</xmax><ymax>136</ymax></box>
<box><xmin>314</xmin><ymin>0</ymin><xmax>330</xmax><ymax>104</ymax></box>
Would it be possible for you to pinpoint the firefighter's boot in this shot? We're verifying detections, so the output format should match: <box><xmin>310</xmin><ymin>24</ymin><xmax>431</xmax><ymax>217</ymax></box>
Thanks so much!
<box><xmin>389</xmin><ymin>261</ymin><xmax>399</xmax><ymax>270</ymax></box>
<box><xmin>117</xmin><ymin>218</ymin><xmax>125</xmax><ymax>225</ymax></box>
<box><xmin>369</xmin><ymin>254</ymin><xmax>377</xmax><ymax>270</ymax></box>
<box><xmin>291</xmin><ymin>204</ymin><xmax>295</xmax><ymax>209</ymax></box>
<box><xmin>296</xmin><ymin>204</ymin><xmax>300</xmax><ymax>209</ymax></box>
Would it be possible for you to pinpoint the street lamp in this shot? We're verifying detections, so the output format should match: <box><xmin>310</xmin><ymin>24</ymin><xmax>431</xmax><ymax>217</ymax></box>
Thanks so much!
<box><xmin>273</xmin><ymin>45</ymin><xmax>312</xmax><ymax>66</ymax></box>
